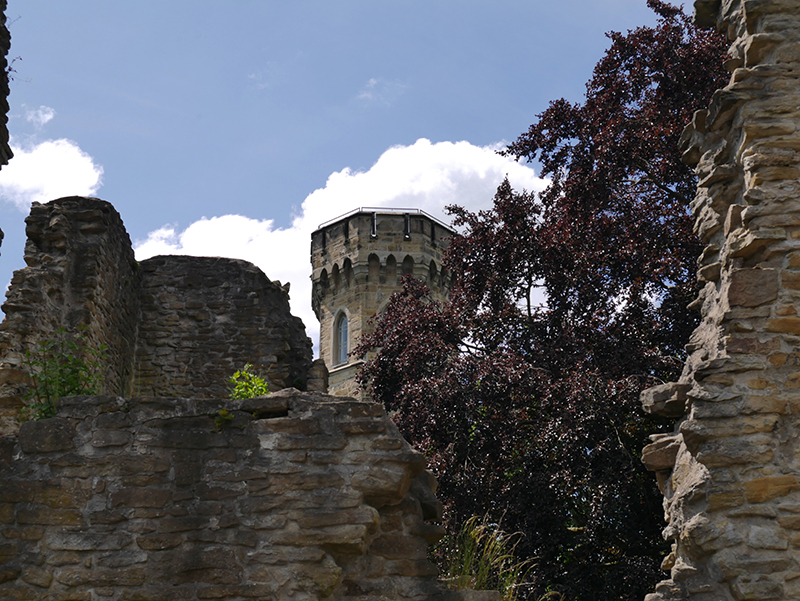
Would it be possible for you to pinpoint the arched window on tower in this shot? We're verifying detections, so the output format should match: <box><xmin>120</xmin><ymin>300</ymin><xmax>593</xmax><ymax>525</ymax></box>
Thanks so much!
<box><xmin>343</xmin><ymin>258</ymin><xmax>353</xmax><ymax>288</ymax></box>
<box><xmin>386</xmin><ymin>255</ymin><xmax>397</xmax><ymax>285</ymax></box>
<box><xmin>402</xmin><ymin>255</ymin><xmax>414</xmax><ymax>276</ymax></box>
<box><xmin>334</xmin><ymin>312</ymin><xmax>349</xmax><ymax>366</ymax></box>
<box><xmin>368</xmin><ymin>254</ymin><xmax>380</xmax><ymax>282</ymax></box>
<box><xmin>429</xmin><ymin>260</ymin><xmax>438</xmax><ymax>287</ymax></box>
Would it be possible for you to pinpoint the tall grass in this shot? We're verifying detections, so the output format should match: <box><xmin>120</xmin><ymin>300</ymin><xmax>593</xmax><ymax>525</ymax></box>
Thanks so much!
<box><xmin>437</xmin><ymin>514</ymin><xmax>551</xmax><ymax>601</ymax></box>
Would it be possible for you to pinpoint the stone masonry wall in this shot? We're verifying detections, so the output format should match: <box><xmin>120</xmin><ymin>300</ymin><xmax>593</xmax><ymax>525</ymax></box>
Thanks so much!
<box><xmin>0</xmin><ymin>0</ymin><xmax>13</xmax><ymax>261</ymax></box>
<box><xmin>640</xmin><ymin>1</ymin><xmax>800</xmax><ymax>600</ymax></box>
<box><xmin>0</xmin><ymin>0</ymin><xmax>12</xmax><ymax>170</ymax></box>
<box><xmin>0</xmin><ymin>390</ymin><xmax>452</xmax><ymax>601</ymax></box>
<box><xmin>133</xmin><ymin>256</ymin><xmax>312</xmax><ymax>398</ymax></box>
<box><xmin>0</xmin><ymin>197</ymin><xmax>316</xmax><ymax>436</ymax></box>
<box><xmin>0</xmin><ymin>198</ymin><xmax>141</xmax><ymax>433</ymax></box>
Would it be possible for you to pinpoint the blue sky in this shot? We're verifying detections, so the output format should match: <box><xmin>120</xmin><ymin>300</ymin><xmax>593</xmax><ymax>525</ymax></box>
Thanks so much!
<box><xmin>0</xmin><ymin>0</ymin><xmax>664</xmax><ymax>348</ymax></box>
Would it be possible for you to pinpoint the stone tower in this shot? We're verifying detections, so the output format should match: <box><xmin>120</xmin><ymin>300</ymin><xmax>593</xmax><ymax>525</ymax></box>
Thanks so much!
<box><xmin>311</xmin><ymin>209</ymin><xmax>454</xmax><ymax>398</ymax></box>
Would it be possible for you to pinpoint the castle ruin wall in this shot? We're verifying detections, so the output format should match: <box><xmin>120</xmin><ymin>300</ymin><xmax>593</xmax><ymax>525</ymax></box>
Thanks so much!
<box><xmin>133</xmin><ymin>255</ymin><xmax>312</xmax><ymax>398</ymax></box>
<box><xmin>0</xmin><ymin>198</ymin><xmax>141</xmax><ymax>432</ymax></box>
<box><xmin>641</xmin><ymin>1</ymin><xmax>800</xmax><ymax>599</ymax></box>
<box><xmin>0</xmin><ymin>389</ymin><xmax>455</xmax><ymax>600</ymax></box>
<box><xmin>0</xmin><ymin>197</ymin><xmax>316</xmax><ymax>435</ymax></box>
<box><xmin>0</xmin><ymin>199</ymin><xmax>496</xmax><ymax>599</ymax></box>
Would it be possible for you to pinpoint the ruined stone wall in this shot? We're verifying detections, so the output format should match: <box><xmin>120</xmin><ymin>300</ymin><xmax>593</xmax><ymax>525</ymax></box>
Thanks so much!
<box><xmin>641</xmin><ymin>1</ymin><xmax>800</xmax><ymax>599</ymax></box>
<box><xmin>133</xmin><ymin>256</ymin><xmax>312</xmax><ymax>398</ymax></box>
<box><xmin>0</xmin><ymin>198</ymin><xmax>141</xmax><ymax>433</ymax></box>
<box><xmin>0</xmin><ymin>390</ymin><xmax>454</xmax><ymax>601</ymax></box>
<box><xmin>0</xmin><ymin>197</ymin><xmax>316</xmax><ymax>436</ymax></box>
<box><xmin>0</xmin><ymin>0</ymin><xmax>13</xmax><ymax>256</ymax></box>
<box><xmin>0</xmin><ymin>0</ymin><xmax>13</xmax><ymax>170</ymax></box>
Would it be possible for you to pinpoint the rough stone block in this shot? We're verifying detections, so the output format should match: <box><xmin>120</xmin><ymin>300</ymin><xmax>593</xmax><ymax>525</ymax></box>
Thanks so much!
<box><xmin>370</xmin><ymin>533</ymin><xmax>428</xmax><ymax>560</ymax></box>
<box><xmin>91</xmin><ymin>429</ymin><xmax>132</xmax><ymax>447</ymax></box>
<box><xmin>766</xmin><ymin>316</ymin><xmax>800</xmax><ymax>335</ymax></box>
<box><xmin>727</xmin><ymin>268</ymin><xmax>779</xmax><ymax>307</ymax></box>
<box><xmin>17</xmin><ymin>507</ymin><xmax>83</xmax><ymax>527</ymax></box>
<box><xmin>725</xmin><ymin>334</ymin><xmax>781</xmax><ymax>355</ymax></box>
<box><xmin>640</xmin><ymin>382</ymin><xmax>691</xmax><ymax>418</ymax></box>
<box><xmin>20</xmin><ymin>566</ymin><xmax>52</xmax><ymax>588</ymax></box>
<box><xmin>276</xmin><ymin>524</ymin><xmax>370</xmax><ymax>554</ymax></box>
<box><xmin>642</xmin><ymin>434</ymin><xmax>683</xmax><ymax>472</ymax></box>
<box><xmin>55</xmin><ymin>567</ymin><xmax>146</xmax><ymax>587</ymax></box>
<box><xmin>0</xmin><ymin>568</ymin><xmax>21</xmax><ymax>584</ymax></box>
<box><xmin>194</xmin><ymin>584</ymin><xmax>278</xmax><ymax>599</ymax></box>
<box><xmin>160</xmin><ymin>548</ymin><xmax>242</xmax><ymax>585</ymax></box>
<box><xmin>46</xmin><ymin>532</ymin><xmax>132</xmax><ymax>551</ymax></box>
<box><xmin>110</xmin><ymin>487</ymin><xmax>171</xmax><ymax>508</ymax></box>
<box><xmin>744</xmin><ymin>475</ymin><xmax>800</xmax><ymax>503</ymax></box>
<box><xmin>18</xmin><ymin>418</ymin><xmax>75</xmax><ymax>453</ymax></box>
<box><xmin>136</xmin><ymin>534</ymin><xmax>182</xmax><ymax>551</ymax></box>
<box><xmin>352</xmin><ymin>465</ymin><xmax>412</xmax><ymax>507</ymax></box>
<box><xmin>730</xmin><ymin>578</ymin><xmax>784</xmax><ymax>600</ymax></box>
<box><xmin>707</xmin><ymin>490</ymin><xmax>745</xmax><ymax>512</ymax></box>
<box><xmin>748</xmin><ymin>524</ymin><xmax>789</xmax><ymax>549</ymax></box>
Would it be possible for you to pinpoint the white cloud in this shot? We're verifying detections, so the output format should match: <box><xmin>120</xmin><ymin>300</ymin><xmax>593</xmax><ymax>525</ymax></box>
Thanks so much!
<box><xmin>24</xmin><ymin>105</ymin><xmax>56</xmax><ymax>129</ymax></box>
<box><xmin>356</xmin><ymin>77</ymin><xmax>407</xmax><ymax>106</ymax></box>
<box><xmin>134</xmin><ymin>138</ymin><xmax>548</xmax><ymax>355</ymax></box>
<box><xmin>0</xmin><ymin>138</ymin><xmax>104</xmax><ymax>210</ymax></box>
<box><xmin>357</xmin><ymin>78</ymin><xmax>380</xmax><ymax>100</ymax></box>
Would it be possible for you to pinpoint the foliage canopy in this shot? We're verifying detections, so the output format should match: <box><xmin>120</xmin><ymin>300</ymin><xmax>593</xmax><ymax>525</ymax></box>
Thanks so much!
<box><xmin>356</xmin><ymin>2</ymin><xmax>727</xmax><ymax>599</ymax></box>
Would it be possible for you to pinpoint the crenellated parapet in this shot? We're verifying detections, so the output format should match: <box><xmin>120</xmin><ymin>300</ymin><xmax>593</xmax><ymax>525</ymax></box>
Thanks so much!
<box><xmin>311</xmin><ymin>209</ymin><xmax>454</xmax><ymax>398</ymax></box>
<box><xmin>641</xmin><ymin>2</ymin><xmax>800</xmax><ymax>600</ymax></box>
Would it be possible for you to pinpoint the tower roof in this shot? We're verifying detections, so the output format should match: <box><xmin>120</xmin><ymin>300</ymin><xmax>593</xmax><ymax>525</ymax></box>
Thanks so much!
<box><xmin>314</xmin><ymin>207</ymin><xmax>455</xmax><ymax>235</ymax></box>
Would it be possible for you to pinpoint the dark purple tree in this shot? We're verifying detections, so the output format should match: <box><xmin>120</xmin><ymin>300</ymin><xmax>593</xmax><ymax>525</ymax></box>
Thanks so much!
<box><xmin>356</xmin><ymin>2</ymin><xmax>727</xmax><ymax>600</ymax></box>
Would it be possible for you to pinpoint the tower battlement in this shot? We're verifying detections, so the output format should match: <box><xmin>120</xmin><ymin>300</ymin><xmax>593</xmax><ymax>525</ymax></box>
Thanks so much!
<box><xmin>310</xmin><ymin>208</ymin><xmax>454</xmax><ymax>397</ymax></box>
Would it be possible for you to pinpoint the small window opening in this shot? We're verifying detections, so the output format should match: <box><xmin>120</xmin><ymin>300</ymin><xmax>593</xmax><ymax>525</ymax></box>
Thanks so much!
<box><xmin>334</xmin><ymin>314</ymin><xmax>349</xmax><ymax>366</ymax></box>
<box><xmin>402</xmin><ymin>255</ymin><xmax>414</xmax><ymax>276</ymax></box>
<box><xmin>368</xmin><ymin>254</ymin><xmax>380</xmax><ymax>282</ymax></box>
<box><xmin>386</xmin><ymin>255</ymin><xmax>397</xmax><ymax>285</ymax></box>
<box><xmin>344</xmin><ymin>259</ymin><xmax>353</xmax><ymax>288</ymax></box>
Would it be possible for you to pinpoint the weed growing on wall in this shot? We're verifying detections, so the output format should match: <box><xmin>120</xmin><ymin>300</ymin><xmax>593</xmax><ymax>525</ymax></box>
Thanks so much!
<box><xmin>211</xmin><ymin>408</ymin><xmax>235</xmax><ymax>432</ymax></box>
<box><xmin>228</xmin><ymin>363</ymin><xmax>269</xmax><ymax>399</ymax></box>
<box><xmin>20</xmin><ymin>327</ymin><xmax>107</xmax><ymax>420</ymax></box>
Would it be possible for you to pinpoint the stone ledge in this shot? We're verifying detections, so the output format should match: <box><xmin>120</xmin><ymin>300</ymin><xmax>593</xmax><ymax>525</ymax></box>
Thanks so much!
<box><xmin>640</xmin><ymin>382</ymin><xmax>692</xmax><ymax>418</ymax></box>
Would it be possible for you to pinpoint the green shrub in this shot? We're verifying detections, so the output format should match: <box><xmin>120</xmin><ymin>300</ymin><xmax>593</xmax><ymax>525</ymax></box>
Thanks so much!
<box><xmin>438</xmin><ymin>514</ymin><xmax>542</xmax><ymax>601</ymax></box>
<box><xmin>228</xmin><ymin>363</ymin><xmax>269</xmax><ymax>399</ymax></box>
<box><xmin>20</xmin><ymin>327</ymin><xmax>107</xmax><ymax>421</ymax></box>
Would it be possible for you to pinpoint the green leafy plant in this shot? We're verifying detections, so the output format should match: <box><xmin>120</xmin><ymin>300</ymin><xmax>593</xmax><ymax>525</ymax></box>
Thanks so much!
<box><xmin>437</xmin><ymin>515</ymin><xmax>535</xmax><ymax>601</ymax></box>
<box><xmin>228</xmin><ymin>363</ymin><xmax>269</xmax><ymax>399</ymax></box>
<box><xmin>20</xmin><ymin>327</ymin><xmax>107</xmax><ymax>421</ymax></box>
